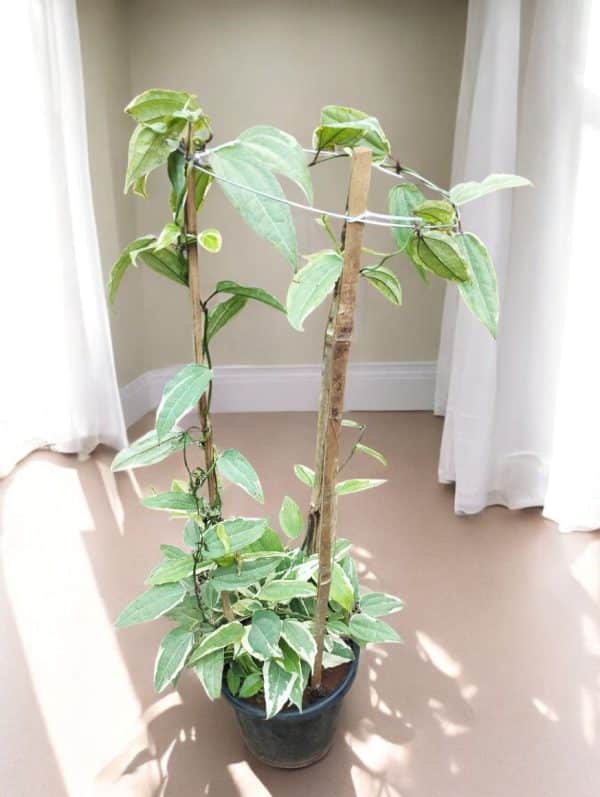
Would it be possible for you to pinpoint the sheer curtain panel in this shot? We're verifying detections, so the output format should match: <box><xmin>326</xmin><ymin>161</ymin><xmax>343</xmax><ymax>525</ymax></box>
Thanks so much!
<box><xmin>0</xmin><ymin>0</ymin><xmax>126</xmax><ymax>477</ymax></box>
<box><xmin>436</xmin><ymin>0</ymin><xmax>600</xmax><ymax>532</ymax></box>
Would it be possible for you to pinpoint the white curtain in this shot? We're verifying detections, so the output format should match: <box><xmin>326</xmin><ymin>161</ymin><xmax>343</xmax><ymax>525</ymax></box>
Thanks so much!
<box><xmin>436</xmin><ymin>0</ymin><xmax>600</xmax><ymax>532</ymax></box>
<box><xmin>0</xmin><ymin>0</ymin><xmax>126</xmax><ymax>477</ymax></box>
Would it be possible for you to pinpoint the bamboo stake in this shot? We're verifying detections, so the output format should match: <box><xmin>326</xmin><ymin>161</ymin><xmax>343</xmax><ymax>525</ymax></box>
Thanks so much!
<box><xmin>311</xmin><ymin>147</ymin><xmax>372</xmax><ymax>687</ymax></box>
<box><xmin>184</xmin><ymin>128</ymin><xmax>233</xmax><ymax>622</ymax></box>
<box><xmin>184</xmin><ymin>128</ymin><xmax>218</xmax><ymax>510</ymax></box>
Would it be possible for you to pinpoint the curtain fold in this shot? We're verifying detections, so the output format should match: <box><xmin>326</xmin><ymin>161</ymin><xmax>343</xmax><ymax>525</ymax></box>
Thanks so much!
<box><xmin>436</xmin><ymin>0</ymin><xmax>600</xmax><ymax>532</ymax></box>
<box><xmin>0</xmin><ymin>0</ymin><xmax>126</xmax><ymax>477</ymax></box>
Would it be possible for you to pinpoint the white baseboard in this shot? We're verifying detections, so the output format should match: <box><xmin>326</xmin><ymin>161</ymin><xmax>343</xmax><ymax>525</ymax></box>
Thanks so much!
<box><xmin>120</xmin><ymin>361</ymin><xmax>436</xmax><ymax>428</ymax></box>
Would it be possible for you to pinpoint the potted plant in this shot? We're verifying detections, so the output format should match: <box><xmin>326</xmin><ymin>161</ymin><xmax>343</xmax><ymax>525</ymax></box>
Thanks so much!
<box><xmin>110</xmin><ymin>91</ymin><xmax>529</xmax><ymax>769</ymax></box>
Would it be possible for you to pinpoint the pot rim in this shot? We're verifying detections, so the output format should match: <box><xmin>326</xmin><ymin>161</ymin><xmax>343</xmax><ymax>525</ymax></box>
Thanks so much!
<box><xmin>222</xmin><ymin>640</ymin><xmax>360</xmax><ymax>721</ymax></box>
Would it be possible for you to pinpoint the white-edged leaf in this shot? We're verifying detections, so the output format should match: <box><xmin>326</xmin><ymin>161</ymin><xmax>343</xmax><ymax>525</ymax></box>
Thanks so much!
<box><xmin>215</xmin><ymin>280</ymin><xmax>285</xmax><ymax>312</ymax></box>
<box><xmin>192</xmin><ymin>648</ymin><xmax>224</xmax><ymax>700</ymax></box>
<box><xmin>354</xmin><ymin>443</ymin><xmax>387</xmax><ymax>466</ymax></box>
<box><xmin>107</xmin><ymin>235</ymin><xmax>156</xmax><ymax>304</ymax></box>
<box><xmin>314</xmin><ymin>105</ymin><xmax>390</xmax><ymax>162</ymax></box>
<box><xmin>188</xmin><ymin>621</ymin><xmax>245</xmax><ymax>665</ymax></box>
<box><xmin>125</xmin><ymin>118</ymin><xmax>186</xmax><ymax>193</ymax></box>
<box><xmin>330</xmin><ymin>562</ymin><xmax>355</xmax><ymax>611</ymax></box>
<box><xmin>204</xmin><ymin>517</ymin><xmax>268</xmax><ymax>559</ymax></box>
<box><xmin>155</xmin><ymin>364</ymin><xmax>212</xmax><ymax>440</ymax></box>
<box><xmin>183</xmin><ymin>519</ymin><xmax>202</xmax><ymax>547</ymax></box>
<box><xmin>247</xmin><ymin>610</ymin><xmax>282</xmax><ymax>659</ymax></box>
<box><xmin>198</xmin><ymin>228</ymin><xmax>222</xmax><ymax>253</ymax></box>
<box><xmin>279</xmin><ymin>496</ymin><xmax>303</xmax><ymax>538</ymax></box>
<box><xmin>239</xmin><ymin>125</ymin><xmax>313</xmax><ymax>202</ymax></box>
<box><xmin>125</xmin><ymin>89</ymin><xmax>196</xmax><ymax>123</ymax></box>
<box><xmin>209</xmin><ymin>144</ymin><xmax>298</xmax><ymax>265</ymax></box>
<box><xmin>146</xmin><ymin>554</ymin><xmax>195</xmax><ymax>585</ymax></box>
<box><xmin>413</xmin><ymin>199</ymin><xmax>455</xmax><ymax>226</ymax></box>
<box><xmin>456</xmin><ymin>232</ymin><xmax>499</xmax><ymax>337</ymax></box>
<box><xmin>341</xmin><ymin>418</ymin><xmax>364</xmax><ymax>429</ymax></box>
<box><xmin>294</xmin><ymin>464</ymin><xmax>315</xmax><ymax>487</ymax></box>
<box><xmin>111</xmin><ymin>427</ymin><xmax>187</xmax><ymax>472</ymax></box>
<box><xmin>362</xmin><ymin>266</ymin><xmax>402</xmax><ymax>305</ymax></box>
<box><xmin>349</xmin><ymin>613</ymin><xmax>402</xmax><ymax>644</ymax></box>
<box><xmin>388</xmin><ymin>183</ymin><xmax>424</xmax><ymax>251</ymax></box>
<box><xmin>141</xmin><ymin>491</ymin><xmax>198</xmax><ymax>514</ymax></box>
<box><xmin>360</xmin><ymin>592</ymin><xmax>405</xmax><ymax>617</ymax></box>
<box><xmin>263</xmin><ymin>659</ymin><xmax>295</xmax><ymax>718</ymax></box>
<box><xmin>217</xmin><ymin>448</ymin><xmax>264</xmax><ymax>503</ymax></box>
<box><xmin>155</xmin><ymin>222</ymin><xmax>181</xmax><ymax>251</ymax></box>
<box><xmin>258</xmin><ymin>580</ymin><xmax>317</xmax><ymax>603</ymax></box>
<box><xmin>154</xmin><ymin>626</ymin><xmax>194</xmax><ymax>692</ymax></box>
<box><xmin>115</xmin><ymin>582</ymin><xmax>186</xmax><ymax>627</ymax></box>
<box><xmin>281</xmin><ymin>619</ymin><xmax>317</xmax><ymax>670</ymax></box>
<box><xmin>450</xmin><ymin>173</ymin><xmax>532</xmax><ymax>205</ymax></box>
<box><xmin>286</xmin><ymin>250</ymin><xmax>343</xmax><ymax>330</ymax></box>
<box><xmin>211</xmin><ymin>557</ymin><xmax>280</xmax><ymax>591</ymax></box>
<box><xmin>335</xmin><ymin>478</ymin><xmax>386</xmax><ymax>495</ymax></box>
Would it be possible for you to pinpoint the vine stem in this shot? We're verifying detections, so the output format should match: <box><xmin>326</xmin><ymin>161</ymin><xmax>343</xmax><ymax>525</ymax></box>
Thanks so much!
<box><xmin>311</xmin><ymin>147</ymin><xmax>372</xmax><ymax>688</ymax></box>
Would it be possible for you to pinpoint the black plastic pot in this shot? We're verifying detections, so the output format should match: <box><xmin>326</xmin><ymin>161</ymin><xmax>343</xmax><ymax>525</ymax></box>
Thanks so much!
<box><xmin>223</xmin><ymin>645</ymin><xmax>360</xmax><ymax>768</ymax></box>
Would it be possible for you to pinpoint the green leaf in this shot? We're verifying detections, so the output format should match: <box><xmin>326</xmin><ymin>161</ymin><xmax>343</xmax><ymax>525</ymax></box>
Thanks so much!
<box><xmin>413</xmin><ymin>199</ymin><xmax>455</xmax><ymax>227</ymax></box>
<box><xmin>279</xmin><ymin>496</ymin><xmax>303</xmax><ymax>539</ymax></box>
<box><xmin>204</xmin><ymin>518</ymin><xmax>268</xmax><ymax>559</ymax></box>
<box><xmin>354</xmin><ymin>443</ymin><xmax>387</xmax><ymax>466</ymax></box>
<box><xmin>279</xmin><ymin>641</ymin><xmax>304</xmax><ymax>710</ymax></box>
<box><xmin>258</xmin><ymin>580</ymin><xmax>317</xmax><ymax>603</ymax></box>
<box><xmin>183</xmin><ymin>519</ymin><xmax>202</xmax><ymax>548</ymax></box>
<box><xmin>341</xmin><ymin>555</ymin><xmax>359</xmax><ymax>602</ymax></box>
<box><xmin>155</xmin><ymin>364</ymin><xmax>212</xmax><ymax>440</ymax></box>
<box><xmin>188</xmin><ymin>621</ymin><xmax>245</xmax><ymax>664</ymax></box>
<box><xmin>138</xmin><ymin>246</ymin><xmax>188</xmax><ymax>287</ymax></box>
<box><xmin>263</xmin><ymin>659</ymin><xmax>295</xmax><ymax>718</ymax></box>
<box><xmin>141</xmin><ymin>491</ymin><xmax>198</xmax><ymax>513</ymax></box>
<box><xmin>154</xmin><ymin>626</ymin><xmax>194</xmax><ymax>692</ymax></box>
<box><xmin>388</xmin><ymin>183</ymin><xmax>424</xmax><ymax>251</ymax></box>
<box><xmin>245</xmin><ymin>527</ymin><xmax>285</xmax><ymax>554</ymax></box>
<box><xmin>294</xmin><ymin>464</ymin><xmax>315</xmax><ymax>488</ymax></box>
<box><xmin>238</xmin><ymin>125</ymin><xmax>313</xmax><ymax>202</ymax></box>
<box><xmin>125</xmin><ymin>89</ymin><xmax>196</xmax><ymax>124</ymax></box>
<box><xmin>192</xmin><ymin>647</ymin><xmax>224</xmax><ymax>700</ymax></box>
<box><xmin>211</xmin><ymin>557</ymin><xmax>280</xmax><ymax>591</ymax></box>
<box><xmin>226</xmin><ymin>663</ymin><xmax>242</xmax><ymax>695</ymax></box>
<box><xmin>314</xmin><ymin>105</ymin><xmax>390</xmax><ymax>162</ymax></box>
<box><xmin>115</xmin><ymin>582</ymin><xmax>186</xmax><ymax>627</ymax></box>
<box><xmin>449</xmin><ymin>173</ymin><xmax>532</xmax><ymax>206</ymax></box>
<box><xmin>335</xmin><ymin>478</ymin><xmax>386</xmax><ymax>495</ymax></box>
<box><xmin>239</xmin><ymin>671</ymin><xmax>263</xmax><ymax>698</ymax></box>
<box><xmin>286</xmin><ymin>250</ymin><xmax>343</xmax><ymax>330</ymax></box>
<box><xmin>146</xmin><ymin>554</ymin><xmax>195</xmax><ymax>585</ymax></box>
<box><xmin>349</xmin><ymin>613</ymin><xmax>402</xmax><ymax>644</ymax></box>
<box><xmin>167</xmin><ymin>149</ymin><xmax>186</xmax><ymax>218</ymax></box>
<box><xmin>124</xmin><ymin>119</ymin><xmax>186</xmax><ymax>193</ymax></box>
<box><xmin>215</xmin><ymin>280</ymin><xmax>285</xmax><ymax>313</ymax></box>
<box><xmin>456</xmin><ymin>232</ymin><xmax>499</xmax><ymax>337</ymax></box>
<box><xmin>207</xmin><ymin>295</ymin><xmax>247</xmax><ymax>342</ymax></box>
<box><xmin>415</xmin><ymin>232</ymin><xmax>470</xmax><ymax>282</ymax></box>
<box><xmin>194</xmin><ymin>169</ymin><xmax>212</xmax><ymax>209</ymax></box>
<box><xmin>198</xmin><ymin>228</ymin><xmax>222</xmax><ymax>253</ymax></box>
<box><xmin>155</xmin><ymin>222</ymin><xmax>181</xmax><ymax>251</ymax></box>
<box><xmin>216</xmin><ymin>449</ymin><xmax>264</xmax><ymax>503</ymax></box>
<box><xmin>111</xmin><ymin>427</ymin><xmax>187</xmax><ymax>472</ymax></box>
<box><xmin>281</xmin><ymin>619</ymin><xmax>317</xmax><ymax>670</ymax></box>
<box><xmin>362</xmin><ymin>266</ymin><xmax>402</xmax><ymax>305</ymax></box>
<box><xmin>360</xmin><ymin>592</ymin><xmax>405</xmax><ymax>618</ymax></box>
<box><xmin>330</xmin><ymin>562</ymin><xmax>355</xmax><ymax>611</ymax></box>
<box><xmin>247</xmin><ymin>610</ymin><xmax>282</xmax><ymax>659</ymax></box>
<box><xmin>209</xmin><ymin>144</ymin><xmax>298</xmax><ymax>265</ymax></box>
<box><xmin>107</xmin><ymin>235</ymin><xmax>156</xmax><ymax>304</ymax></box>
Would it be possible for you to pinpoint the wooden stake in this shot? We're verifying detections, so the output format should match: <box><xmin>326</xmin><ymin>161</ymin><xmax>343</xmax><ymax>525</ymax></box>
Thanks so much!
<box><xmin>311</xmin><ymin>147</ymin><xmax>372</xmax><ymax>687</ymax></box>
<box><xmin>184</xmin><ymin>128</ymin><xmax>218</xmax><ymax>510</ymax></box>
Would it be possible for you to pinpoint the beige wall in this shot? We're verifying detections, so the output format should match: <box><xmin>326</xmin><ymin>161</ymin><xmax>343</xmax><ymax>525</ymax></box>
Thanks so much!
<box><xmin>80</xmin><ymin>0</ymin><xmax>467</xmax><ymax>385</ymax></box>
